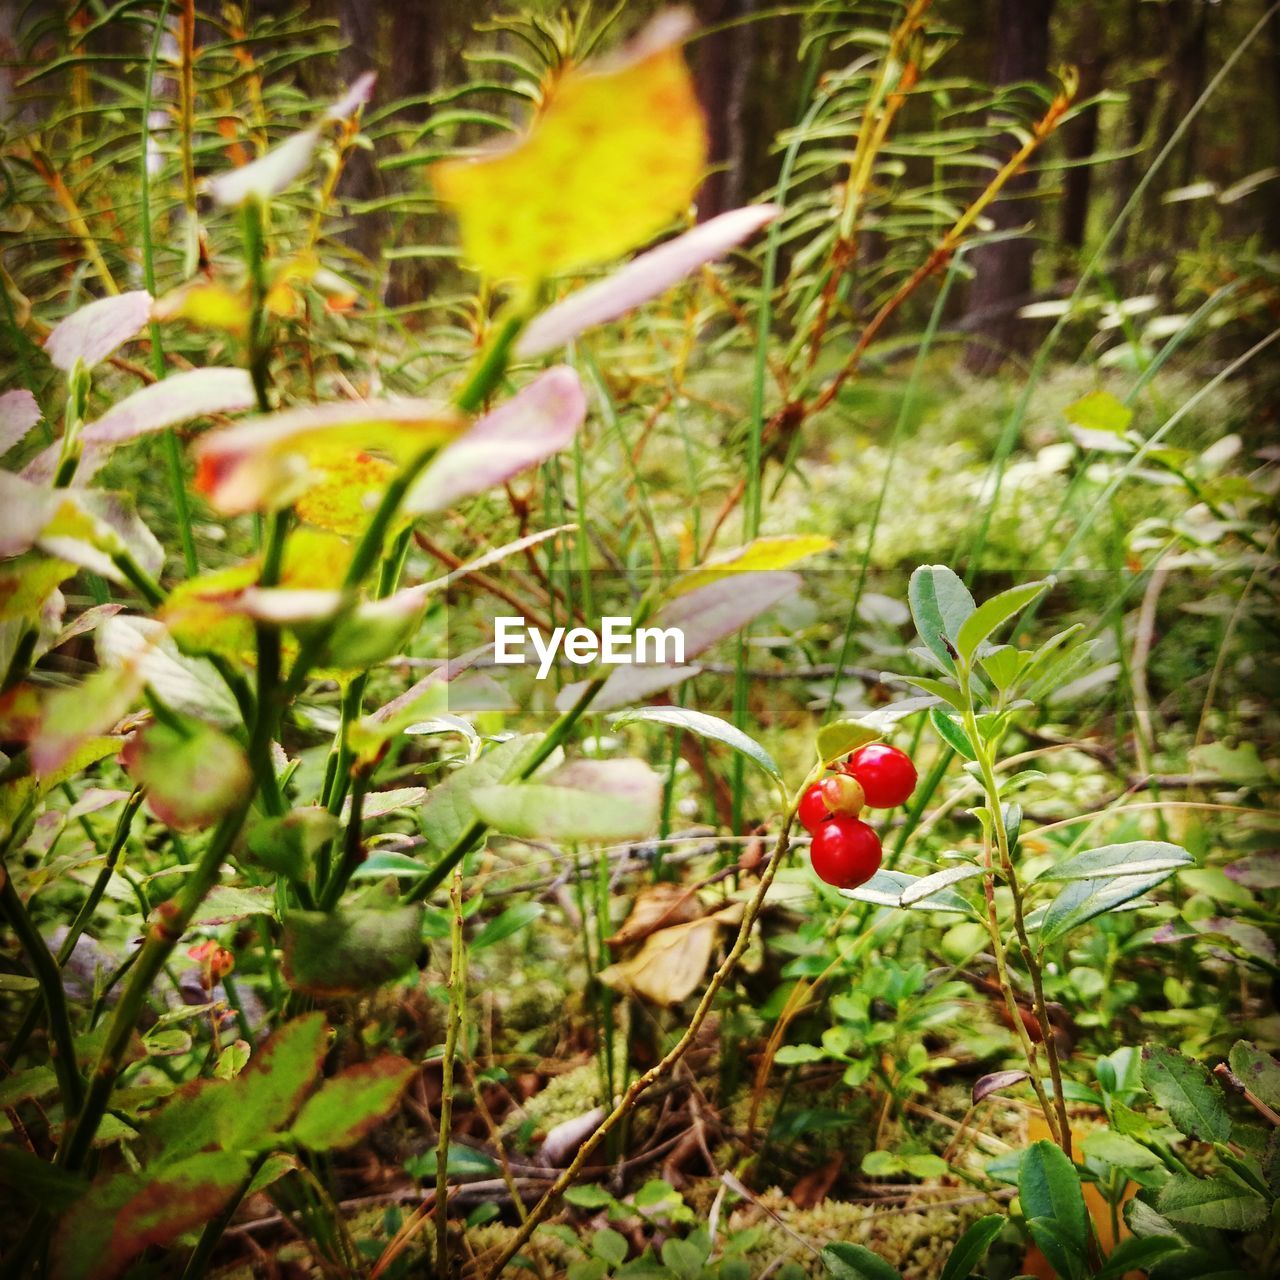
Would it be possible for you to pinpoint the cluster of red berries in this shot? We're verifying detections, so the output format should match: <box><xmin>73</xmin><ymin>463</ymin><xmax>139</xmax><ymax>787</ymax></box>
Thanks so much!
<box><xmin>798</xmin><ymin>744</ymin><xmax>918</xmax><ymax>889</ymax></box>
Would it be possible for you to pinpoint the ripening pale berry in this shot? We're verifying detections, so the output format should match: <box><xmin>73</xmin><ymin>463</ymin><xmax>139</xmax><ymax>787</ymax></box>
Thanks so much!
<box><xmin>845</xmin><ymin>743</ymin><xmax>917</xmax><ymax>809</ymax></box>
<box><xmin>810</xmin><ymin>816</ymin><xmax>882</xmax><ymax>889</ymax></box>
<box><xmin>798</xmin><ymin>783</ymin><xmax>830</xmax><ymax>833</ymax></box>
<box><xmin>820</xmin><ymin>773</ymin><xmax>865</xmax><ymax>817</ymax></box>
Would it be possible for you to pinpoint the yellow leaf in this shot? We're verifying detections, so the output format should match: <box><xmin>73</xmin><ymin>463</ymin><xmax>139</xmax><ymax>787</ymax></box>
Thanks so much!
<box><xmin>160</xmin><ymin>562</ymin><xmax>260</xmax><ymax>662</ymax></box>
<box><xmin>294</xmin><ymin>451</ymin><xmax>398</xmax><ymax>536</ymax></box>
<box><xmin>670</xmin><ymin>535</ymin><xmax>834</xmax><ymax>598</ymax></box>
<box><xmin>280</xmin><ymin>528</ymin><xmax>354</xmax><ymax>588</ymax></box>
<box><xmin>193</xmin><ymin>400</ymin><xmax>463</xmax><ymax>515</ymax></box>
<box><xmin>0</xmin><ymin>555</ymin><xmax>75</xmax><ymax>620</ymax></box>
<box><xmin>153</xmin><ymin>281</ymin><xmax>251</xmax><ymax>337</ymax></box>
<box><xmin>431</xmin><ymin>12</ymin><xmax>706</xmax><ymax>281</ymax></box>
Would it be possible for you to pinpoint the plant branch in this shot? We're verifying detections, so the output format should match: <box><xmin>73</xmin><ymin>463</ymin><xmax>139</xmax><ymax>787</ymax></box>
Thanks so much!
<box><xmin>479</xmin><ymin>774</ymin><xmax>811</xmax><ymax>1279</ymax></box>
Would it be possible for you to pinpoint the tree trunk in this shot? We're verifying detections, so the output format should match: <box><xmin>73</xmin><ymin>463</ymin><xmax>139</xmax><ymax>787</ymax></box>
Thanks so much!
<box><xmin>1059</xmin><ymin>8</ymin><xmax>1106</xmax><ymax>251</ymax></box>
<box><xmin>961</xmin><ymin>0</ymin><xmax>1056</xmax><ymax>374</ymax></box>
<box><xmin>693</xmin><ymin>0</ymin><xmax>756</xmax><ymax>219</ymax></box>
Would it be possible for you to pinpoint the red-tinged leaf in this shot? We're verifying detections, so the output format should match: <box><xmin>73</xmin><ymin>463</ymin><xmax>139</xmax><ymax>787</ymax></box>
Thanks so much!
<box><xmin>159</xmin><ymin>562</ymin><xmax>260</xmax><ymax>661</ymax></box>
<box><xmin>30</xmin><ymin>666</ymin><xmax>142</xmax><ymax>777</ymax></box>
<box><xmin>973</xmin><ymin>1069</ymin><xmax>1030</xmax><ymax>1103</ymax></box>
<box><xmin>208</xmin><ymin>75</ymin><xmax>374</xmax><ymax>207</ymax></box>
<box><xmin>209</xmin><ymin>127</ymin><xmax>321</xmax><ymax>207</ymax></box>
<box><xmin>517</xmin><ymin>205</ymin><xmax>779</xmax><ymax>357</ymax></box>
<box><xmin>38</xmin><ymin>489</ymin><xmax>165</xmax><ymax>582</ymax></box>
<box><xmin>0</xmin><ymin>388</ymin><xmax>41</xmax><ymax>453</ymax></box>
<box><xmin>283</xmin><ymin>905</ymin><xmax>424</xmax><ymax>996</ymax></box>
<box><xmin>290</xmin><ymin>1056</ymin><xmax>417</xmax><ymax>1151</ymax></box>
<box><xmin>43</xmin><ymin>291</ymin><xmax>153</xmax><ymax>373</ymax></box>
<box><xmin>192</xmin><ymin>399</ymin><xmax>462</xmax><ymax>515</ymax></box>
<box><xmin>120</xmin><ymin>718</ymin><xmax>251</xmax><ymax>831</ymax></box>
<box><xmin>0</xmin><ymin>684</ymin><xmax>45</xmax><ymax>741</ymax></box>
<box><xmin>142</xmin><ymin>1014</ymin><xmax>327</xmax><ymax>1162</ymax></box>
<box><xmin>405</xmin><ymin>366</ymin><xmax>586</xmax><ymax>514</ymax></box>
<box><xmin>556</xmin><ymin>570</ymin><xmax>801</xmax><ymax>713</ymax></box>
<box><xmin>470</xmin><ymin>757</ymin><xmax>662</xmax><ymax>842</ymax></box>
<box><xmin>324</xmin><ymin>70</ymin><xmax>377</xmax><ymax>123</ymax></box>
<box><xmin>80</xmin><ymin>367</ymin><xmax>255</xmax><ymax>446</ymax></box>
<box><xmin>0</xmin><ymin>470</ymin><xmax>54</xmax><ymax>556</ymax></box>
<box><xmin>20</xmin><ymin>437</ymin><xmax>110</xmax><ymax>487</ymax></box>
<box><xmin>51</xmin><ymin>1151</ymin><xmax>249</xmax><ymax>1280</ymax></box>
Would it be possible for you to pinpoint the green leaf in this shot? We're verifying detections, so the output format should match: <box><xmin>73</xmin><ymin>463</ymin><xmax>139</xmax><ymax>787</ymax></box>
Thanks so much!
<box><xmin>1019</xmin><ymin>1140</ymin><xmax>1087</xmax><ymax>1255</ymax></box>
<box><xmin>471</xmin><ymin>901</ymin><xmax>545</xmax><ymax>951</ymax></box>
<box><xmin>145</xmin><ymin>1014</ymin><xmax>327</xmax><ymax>1161</ymax></box>
<box><xmin>660</xmin><ymin>1238</ymin><xmax>706</xmax><ymax>1280</ymax></box>
<box><xmin>1038</xmin><ymin>870</ymin><xmax>1175</xmax><ymax>945</ymax></box>
<box><xmin>290</xmin><ymin>1056</ymin><xmax>417</xmax><ymax>1151</ymax></box>
<box><xmin>1156</xmin><ymin>1173</ymin><xmax>1268</xmax><ymax>1230</ymax></box>
<box><xmin>0</xmin><ymin>1144</ymin><xmax>89</xmax><ymax>1212</ymax></box>
<box><xmin>592</xmin><ymin>1227</ymin><xmax>629</xmax><ymax>1267</ymax></box>
<box><xmin>815</xmin><ymin>719</ymin><xmax>882</xmax><ymax>767</ymax></box>
<box><xmin>820</xmin><ymin>1242</ymin><xmax>903</xmax><ymax>1280</ymax></box>
<box><xmin>1027</xmin><ymin>1216</ymin><xmax>1087</xmax><ymax>1280</ymax></box>
<box><xmin>1037</xmin><ymin>841</ymin><xmax>1193</xmax><ymax>883</ymax></box>
<box><xmin>899</xmin><ymin>864</ymin><xmax>985</xmax><ymax>906</ymax></box>
<box><xmin>1142</xmin><ymin>1045</ymin><xmax>1231</xmax><ymax>1143</ymax></box>
<box><xmin>908</xmin><ymin>565</ymin><xmax>975</xmax><ymax>670</ymax></box>
<box><xmin>939</xmin><ymin>1214</ymin><xmax>1005</xmax><ymax>1280</ymax></box>
<box><xmin>1064</xmin><ymin>389</ymin><xmax>1133</xmax><ymax>435</ymax></box>
<box><xmin>282</xmin><ymin>905</ymin><xmax>424</xmax><ymax>996</ymax></box>
<box><xmin>978</xmin><ymin>645</ymin><xmax>1032</xmax><ymax>692</ymax></box>
<box><xmin>406</xmin><ymin>1143</ymin><xmax>501</xmax><ymax>1179</ymax></box>
<box><xmin>245</xmin><ymin>808</ymin><xmax>340</xmax><ymax>880</ymax></box>
<box><xmin>1228</xmin><ymin>1041</ymin><xmax>1280</xmax><ymax>1110</ymax></box>
<box><xmin>1080</xmin><ymin>1129</ymin><xmax>1163</xmax><ymax>1172</ymax></box>
<box><xmin>51</xmin><ymin>1151</ymin><xmax>250</xmax><ymax>1280</ymax></box>
<box><xmin>954</xmin><ymin>580</ymin><xmax>1051</xmax><ymax>663</ymax></box>
<box><xmin>470</xmin><ymin>759</ymin><xmax>661</xmax><ymax>843</ymax></box>
<box><xmin>896</xmin><ymin>674</ymin><xmax>966</xmax><ymax>711</ymax></box>
<box><xmin>613</xmin><ymin>705</ymin><xmax>783</xmax><ymax>784</ymax></box>
<box><xmin>419</xmin><ymin>734</ymin><xmax>541</xmax><ymax>852</ymax></box>
<box><xmin>0</xmin><ymin>1065</ymin><xmax>58</xmax><ymax>1108</ymax></box>
<box><xmin>1095</xmin><ymin>1236</ymin><xmax>1181</xmax><ymax>1279</ymax></box>
<box><xmin>839</xmin><ymin>869</ymin><xmax>978</xmax><ymax>916</ymax></box>
<box><xmin>564</xmin><ymin>1184</ymin><xmax>616</xmax><ymax>1209</ymax></box>
<box><xmin>929</xmin><ymin>707</ymin><xmax>976</xmax><ymax>760</ymax></box>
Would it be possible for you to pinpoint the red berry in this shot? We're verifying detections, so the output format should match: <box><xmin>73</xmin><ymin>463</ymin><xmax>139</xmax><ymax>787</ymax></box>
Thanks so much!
<box><xmin>798</xmin><ymin>783</ymin><xmax>830</xmax><ymax>833</ymax></box>
<box><xmin>845</xmin><ymin>743</ymin><xmax>917</xmax><ymax>809</ymax></box>
<box><xmin>820</xmin><ymin>773</ymin><xmax>865</xmax><ymax>816</ymax></box>
<box><xmin>810</xmin><ymin>816</ymin><xmax>882</xmax><ymax>889</ymax></box>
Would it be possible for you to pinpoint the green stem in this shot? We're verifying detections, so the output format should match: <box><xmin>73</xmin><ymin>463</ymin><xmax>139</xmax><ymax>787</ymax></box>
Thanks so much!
<box><xmin>435</xmin><ymin>868</ymin><xmax>466</xmax><ymax>1277</ymax></box>
<box><xmin>318</xmin><ymin>769</ymin><xmax>368</xmax><ymax>910</ymax></box>
<box><xmin>400</xmin><ymin>674</ymin><xmax>609</xmax><ymax>904</ymax></box>
<box><xmin>0</xmin><ymin>868</ymin><xmax>85</xmax><ymax>1113</ymax></box>
<box><xmin>960</xmin><ymin>665</ymin><xmax>1071</xmax><ymax>1157</ymax></box>
<box><xmin>180</xmin><ymin>1153</ymin><xmax>267</xmax><ymax>1280</ymax></box>
<box><xmin>7</xmin><ymin>790</ymin><xmax>143</xmax><ymax>1062</ymax></box>
<box><xmin>57</xmin><ymin>804</ymin><xmax>251</xmax><ymax>1172</ymax></box>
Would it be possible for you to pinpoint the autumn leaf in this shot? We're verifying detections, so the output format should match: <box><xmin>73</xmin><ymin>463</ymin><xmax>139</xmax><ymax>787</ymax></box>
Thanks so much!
<box><xmin>193</xmin><ymin>399</ymin><xmax>463</xmax><ymax>515</ymax></box>
<box><xmin>431</xmin><ymin>11</ymin><xmax>706</xmax><ymax>281</ymax></box>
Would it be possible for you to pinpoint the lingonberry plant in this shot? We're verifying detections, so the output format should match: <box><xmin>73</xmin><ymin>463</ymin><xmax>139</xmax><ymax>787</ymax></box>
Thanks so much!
<box><xmin>2</xmin><ymin>2</ymin><xmax>1275</xmax><ymax>1279</ymax></box>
